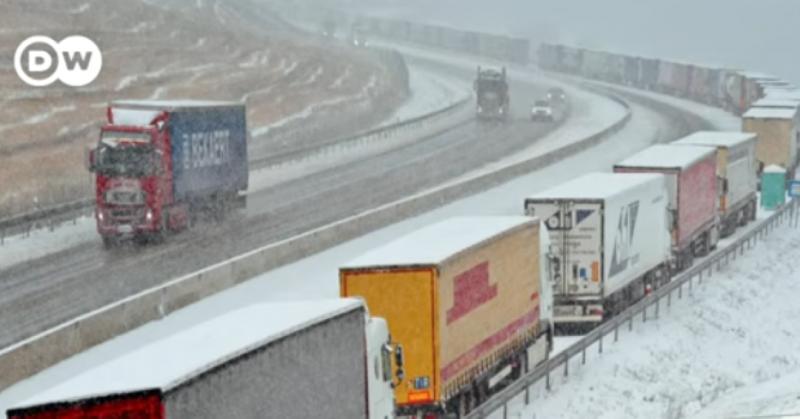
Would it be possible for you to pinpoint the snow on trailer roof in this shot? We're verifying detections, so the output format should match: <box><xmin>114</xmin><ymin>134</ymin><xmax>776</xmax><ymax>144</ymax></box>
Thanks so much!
<box><xmin>752</xmin><ymin>98</ymin><xmax>800</xmax><ymax>109</ymax></box>
<box><xmin>342</xmin><ymin>216</ymin><xmax>535</xmax><ymax>269</ymax></box>
<box><xmin>672</xmin><ymin>131</ymin><xmax>757</xmax><ymax>148</ymax></box>
<box><xmin>111</xmin><ymin>99</ymin><xmax>244</xmax><ymax>110</ymax></box>
<box><xmin>13</xmin><ymin>299</ymin><xmax>362</xmax><ymax>410</ymax></box>
<box><xmin>615</xmin><ymin>144</ymin><xmax>715</xmax><ymax>170</ymax></box>
<box><xmin>738</xmin><ymin>71</ymin><xmax>779</xmax><ymax>81</ymax></box>
<box><xmin>526</xmin><ymin>172</ymin><xmax>663</xmax><ymax>201</ymax></box>
<box><xmin>764</xmin><ymin>164</ymin><xmax>786</xmax><ymax>173</ymax></box>
<box><xmin>743</xmin><ymin>107</ymin><xmax>798</xmax><ymax>120</ymax></box>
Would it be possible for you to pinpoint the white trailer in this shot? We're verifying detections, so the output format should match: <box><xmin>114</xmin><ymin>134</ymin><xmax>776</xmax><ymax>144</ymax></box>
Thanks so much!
<box><xmin>7</xmin><ymin>300</ymin><xmax>399</xmax><ymax>419</ymax></box>
<box><xmin>672</xmin><ymin>131</ymin><xmax>758</xmax><ymax>237</ymax></box>
<box><xmin>524</xmin><ymin>173</ymin><xmax>671</xmax><ymax>331</ymax></box>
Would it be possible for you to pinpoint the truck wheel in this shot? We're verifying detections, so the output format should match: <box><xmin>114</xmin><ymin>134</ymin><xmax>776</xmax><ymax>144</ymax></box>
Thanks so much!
<box><xmin>101</xmin><ymin>236</ymin><xmax>116</xmax><ymax>249</ymax></box>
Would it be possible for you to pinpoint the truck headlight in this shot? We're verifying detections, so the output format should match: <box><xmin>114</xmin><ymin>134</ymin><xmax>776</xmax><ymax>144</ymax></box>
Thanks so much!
<box><xmin>97</xmin><ymin>211</ymin><xmax>104</xmax><ymax>221</ymax></box>
<box><xmin>145</xmin><ymin>209</ymin><xmax>153</xmax><ymax>221</ymax></box>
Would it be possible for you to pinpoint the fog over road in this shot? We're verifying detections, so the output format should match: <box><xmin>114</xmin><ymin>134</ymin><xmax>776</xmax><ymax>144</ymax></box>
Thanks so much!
<box><xmin>357</xmin><ymin>0</ymin><xmax>800</xmax><ymax>85</ymax></box>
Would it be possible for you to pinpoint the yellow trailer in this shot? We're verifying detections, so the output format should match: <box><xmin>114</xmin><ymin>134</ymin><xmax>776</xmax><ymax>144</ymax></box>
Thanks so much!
<box><xmin>742</xmin><ymin>107</ymin><xmax>799</xmax><ymax>175</ymax></box>
<box><xmin>340</xmin><ymin>216</ymin><xmax>552</xmax><ymax>418</ymax></box>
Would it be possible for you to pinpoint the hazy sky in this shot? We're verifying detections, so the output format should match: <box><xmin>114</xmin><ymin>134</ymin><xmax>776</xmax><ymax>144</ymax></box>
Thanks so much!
<box><xmin>358</xmin><ymin>0</ymin><xmax>799</xmax><ymax>84</ymax></box>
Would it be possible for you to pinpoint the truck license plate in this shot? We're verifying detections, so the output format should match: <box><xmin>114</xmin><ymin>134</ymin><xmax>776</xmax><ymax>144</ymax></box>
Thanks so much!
<box><xmin>118</xmin><ymin>225</ymin><xmax>133</xmax><ymax>234</ymax></box>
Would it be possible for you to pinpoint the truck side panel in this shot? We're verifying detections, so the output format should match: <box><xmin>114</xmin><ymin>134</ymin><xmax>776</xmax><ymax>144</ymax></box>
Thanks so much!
<box><xmin>677</xmin><ymin>155</ymin><xmax>717</xmax><ymax>247</ymax></box>
<box><xmin>723</xmin><ymin>141</ymin><xmax>758</xmax><ymax>212</ymax></box>
<box><xmin>164</xmin><ymin>308</ymin><xmax>367</xmax><ymax>418</ymax></box>
<box><xmin>744</xmin><ymin>118</ymin><xmax>797</xmax><ymax>170</ymax></box>
<box><xmin>7</xmin><ymin>391</ymin><xmax>164</xmax><ymax>419</ymax></box>
<box><xmin>341</xmin><ymin>269</ymin><xmax>438</xmax><ymax>407</ymax></box>
<box><xmin>437</xmin><ymin>223</ymin><xmax>541</xmax><ymax>397</ymax></box>
<box><xmin>602</xmin><ymin>179</ymin><xmax>671</xmax><ymax>296</ymax></box>
<box><xmin>170</xmin><ymin>106</ymin><xmax>248</xmax><ymax>201</ymax></box>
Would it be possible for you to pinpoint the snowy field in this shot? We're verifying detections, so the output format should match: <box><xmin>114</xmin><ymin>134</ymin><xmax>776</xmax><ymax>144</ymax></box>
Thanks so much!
<box><xmin>501</xmin><ymin>214</ymin><xmax>800</xmax><ymax>419</ymax></box>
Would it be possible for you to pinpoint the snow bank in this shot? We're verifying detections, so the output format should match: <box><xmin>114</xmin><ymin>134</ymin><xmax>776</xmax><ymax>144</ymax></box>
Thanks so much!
<box><xmin>0</xmin><ymin>217</ymin><xmax>96</xmax><ymax>270</ymax></box>
<box><xmin>509</xmin><ymin>214</ymin><xmax>800</xmax><ymax>419</ymax></box>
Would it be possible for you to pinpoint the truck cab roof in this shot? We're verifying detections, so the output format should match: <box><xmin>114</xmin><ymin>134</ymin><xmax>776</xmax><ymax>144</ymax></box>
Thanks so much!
<box><xmin>342</xmin><ymin>216</ymin><xmax>536</xmax><ymax>268</ymax></box>
<box><xmin>11</xmin><ymin>300</ymin><xmax>362</xmax><ymax>410</ymax></box>
<box><xmin>111</xmin><ymin>100</ymin><xmax>244</xmax><ymax>110</ymax></box>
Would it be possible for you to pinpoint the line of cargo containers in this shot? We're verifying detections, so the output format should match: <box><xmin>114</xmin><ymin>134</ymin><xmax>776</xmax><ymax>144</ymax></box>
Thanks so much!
<box><xmin>537</xmin><ymin>44</ymin><xmax>800</xmax><ymax>180</ymax></box>
<box><xmin>12</xmin><ymin>139</ymin><xmax>759</xmax><ymax>419</ymax></box>
<box><xmin>537</xmin><ymin>43</ymin><xmax>789</xmax><ymax>115</ymax></box>
<box><xmin>525</xmin><ymin>131</ymin><xmax>758</xmax><ymax>334</ymax></box>
<box><xmin>359</xmin><ymin>17</ymin><xmax>531</xmax><ymax>64</ymax></box>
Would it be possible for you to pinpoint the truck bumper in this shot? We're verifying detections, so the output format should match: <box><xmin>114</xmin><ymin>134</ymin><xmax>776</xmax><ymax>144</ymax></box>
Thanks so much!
<box><xmin>553</xmin><ymin>303</ymin><xmax>603</xmax><ymax>333</ymax></box>
<box><xmin>96</xmin><ymin>212</ymin><xmax>157</xmax><ymax>237</ymax></box>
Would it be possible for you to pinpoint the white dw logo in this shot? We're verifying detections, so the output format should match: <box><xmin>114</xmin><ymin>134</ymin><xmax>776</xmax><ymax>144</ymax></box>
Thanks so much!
<box><xmin>14</xmin><ymin>35</ymin><xmax>102</xmax><ymax>87</ymax></box>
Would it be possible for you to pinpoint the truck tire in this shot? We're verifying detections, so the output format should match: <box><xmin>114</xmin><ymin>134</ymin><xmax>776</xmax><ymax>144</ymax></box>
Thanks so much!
<box><xmin>101</xmin><ymin>236</ymin><xmax>116</xmax><ymax>249</ymax></box>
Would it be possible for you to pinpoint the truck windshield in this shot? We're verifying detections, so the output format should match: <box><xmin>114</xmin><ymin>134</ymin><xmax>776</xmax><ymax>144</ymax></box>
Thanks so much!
<box><xmin>96</xmin><ymin>132</ymin><xmax>156</xmax><ymax>177</ymax></box>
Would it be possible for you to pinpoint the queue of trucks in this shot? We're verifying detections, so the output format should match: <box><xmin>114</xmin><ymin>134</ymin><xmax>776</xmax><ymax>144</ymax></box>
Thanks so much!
<box><xmin>20</xmin><ymin>32</ymin><xmax>799</xmax><ymax>419</ymax></box>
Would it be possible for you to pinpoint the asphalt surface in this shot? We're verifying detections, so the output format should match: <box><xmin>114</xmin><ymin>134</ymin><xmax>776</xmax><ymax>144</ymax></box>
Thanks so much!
<box><xmin>0</xmin><ymin>56</ymin><xmax>567</xmax><ymax>349</ymax></box>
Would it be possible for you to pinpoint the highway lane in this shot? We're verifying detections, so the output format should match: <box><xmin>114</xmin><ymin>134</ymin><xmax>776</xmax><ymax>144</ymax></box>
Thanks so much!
<box><xmin>0</xmin><ymin>54</ymin><xmax>568</xmax><ymax>349</ymax></box>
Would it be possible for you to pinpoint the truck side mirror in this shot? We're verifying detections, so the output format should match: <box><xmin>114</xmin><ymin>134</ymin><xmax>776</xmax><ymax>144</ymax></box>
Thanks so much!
<box><xmin>394</xmin><ymin>344</ymin><xmax>405</xmax><ymax>383</ymax></box>
<box><xmin>85</xmin><ymin>148</ymin><xmax>96</xmax><ymax>172</ymax></box>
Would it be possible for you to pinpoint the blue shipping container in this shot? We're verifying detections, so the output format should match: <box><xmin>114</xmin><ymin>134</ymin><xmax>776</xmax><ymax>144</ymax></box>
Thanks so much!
<box><xmin>169</xmin><ymin>105</ymin><xmax>249</xmax><ymax>201</ymax></box>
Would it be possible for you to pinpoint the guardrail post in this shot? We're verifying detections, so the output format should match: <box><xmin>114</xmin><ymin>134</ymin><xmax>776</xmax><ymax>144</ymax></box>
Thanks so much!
<box><xmin>655</xmin><ymin>297</ymin><xmax>660</xmax><ymax>319</ymax></box>
<box><xmin>598</xmin><ymin>333</ymin><xmax>603</xmax><ymax>354</ymax></box>
<box><xmin>642</xmin><ymin>304</ymin><xmax>647</xmax><ymax>322</ymax></box>
<box><xmin>629</xmin><ymin>312</ymin><xmax>633</xmax><ymax>331</ymax></box>
<box><xmin>524</xmin><ymin>385</ymin><xmax>530</xmax><ymax>405</ymax></box>
<box><xmin>502</xmin><ymin>404</ymin><xmax>508</xmax><ymax>419</ymax></box>
<box><xmin>545</xmin><ymin>368</ymin><xmax>551</xmax><ymax>391</ymax></box>
<box><xmin>688</xmin><ymin>275</ymin><xmax>693</xmax><ymax>296</ymax></box>
<box><xmin>667</xmin><ymin>289</ymin><xmax>672</xmax><ymax>308</ymax></box>
<box><xmin>614</xmin><ymin>321</ymin><xmax>619</xmax><ymax>342</ymax></box>
<box><xmin>582</xmin><ymin>347</ymin><xmax>586</xmax><ymax>364</ymax></box>
<box><xmin>564</xmin><ymin>356</ymin><xmax>569</xmax><ymax>377</ymax></box>
<box><xmin>699</xmin><ymin>269</ymin><xmax>703</xmax><ymax>284</ymax></box>
<box><xmin>678</xmin><ymin>282</ymin><xmax>683</xmax><ymax>299</ymax></box>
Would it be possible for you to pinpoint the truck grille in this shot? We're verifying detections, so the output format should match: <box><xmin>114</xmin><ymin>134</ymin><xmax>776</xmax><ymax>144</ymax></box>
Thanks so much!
<box><xmin>109</xmin><ymin>207</ymin><xmax>145</xmax><ymax>222</ymax></box>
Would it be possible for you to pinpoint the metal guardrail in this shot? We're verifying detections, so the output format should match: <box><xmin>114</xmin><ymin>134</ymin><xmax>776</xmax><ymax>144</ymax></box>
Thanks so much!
<box><xmin>252</xmin><ymin>94</ymin><xmax>471</xmax><ymax>170</ymax></box>
<box><xmin>467</xmin><ymin>198</ymin><xmax>800</xmax><ymax>419</ymax></box>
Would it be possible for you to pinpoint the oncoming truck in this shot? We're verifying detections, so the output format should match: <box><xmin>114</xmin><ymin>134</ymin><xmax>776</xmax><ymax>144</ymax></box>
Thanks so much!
<box><xmin>340</xmin><ymin>216</ymin><xmax>552</xmax><ymax>418</ymax></box>
<box><xmin>524</xmin><ymin>173</ymin><xmax>672</xmax><ymax>331</ymax></box>
<box><xmin>87</xmin><ymin>100</ymin><xmax>249</xmax><ymax>247</ymax></box>
<box><xmin>7</xmin><ymin>300</ymin><xmax>400</xmax><ymax>419</ymax></box>
<box><xmin>672</xmin><ymin>131</ymin><xmax>758</xmax><ymax>237</ymax></box>
<box><xmin>474</xmin><ymin>67</ymin><xmax>510</xmax><ymax>120</ymax></box>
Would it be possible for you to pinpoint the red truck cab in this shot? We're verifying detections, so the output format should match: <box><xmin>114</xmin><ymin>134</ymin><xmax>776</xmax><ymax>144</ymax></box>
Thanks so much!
<box><xmin>88</xmin><ymin>101</ymin><xmax>248</xmax><ymax>247</ymax></box>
